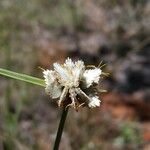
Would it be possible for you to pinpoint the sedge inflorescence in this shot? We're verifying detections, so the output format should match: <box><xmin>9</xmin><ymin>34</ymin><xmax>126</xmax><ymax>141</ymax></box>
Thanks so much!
<box><xmin>43</xmin><ymin>58</ymin><xmax>106</xmax><ymax>110</ymax></box>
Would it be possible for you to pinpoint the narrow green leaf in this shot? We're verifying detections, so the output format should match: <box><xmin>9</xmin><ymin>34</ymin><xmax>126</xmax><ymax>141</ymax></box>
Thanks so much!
<box><xmin>0</xmin><ymin>68</ymin><xmax>45</xmax><ymax>87</ymax></box>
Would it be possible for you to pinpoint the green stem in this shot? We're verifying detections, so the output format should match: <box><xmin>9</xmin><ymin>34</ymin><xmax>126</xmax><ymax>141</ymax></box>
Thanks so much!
<box><xmin>53</xmin><ymin>107</ymin><xmax>69</xmax><ymax>150</ymax></box>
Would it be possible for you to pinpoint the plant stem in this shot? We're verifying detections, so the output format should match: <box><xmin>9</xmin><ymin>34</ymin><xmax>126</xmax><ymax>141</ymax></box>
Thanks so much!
<box><xmin>53</xmin><ymin>107</ymin><xmax>69</xmax><ymax>150</ymax></box>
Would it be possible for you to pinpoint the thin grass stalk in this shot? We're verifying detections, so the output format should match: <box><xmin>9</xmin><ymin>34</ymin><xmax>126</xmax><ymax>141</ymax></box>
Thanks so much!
<box><xmin>53</xmin><ymin>107</ymin><xmax>69</xmax><ymax>150</ymax></box>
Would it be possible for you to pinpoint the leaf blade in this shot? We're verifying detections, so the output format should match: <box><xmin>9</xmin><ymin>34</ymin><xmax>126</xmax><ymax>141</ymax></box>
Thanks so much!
<box><xmin>0</xmin><ymin>68</ymin><xmax>45</xmax><ymax>87</ymax></box>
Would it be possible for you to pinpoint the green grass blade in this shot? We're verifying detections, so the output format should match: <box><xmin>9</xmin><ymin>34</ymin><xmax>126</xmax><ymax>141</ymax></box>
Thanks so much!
<box><xmin>0</xmin><ymin>68</ymin><xmax>45</xmax><ymax>87</ymax></box>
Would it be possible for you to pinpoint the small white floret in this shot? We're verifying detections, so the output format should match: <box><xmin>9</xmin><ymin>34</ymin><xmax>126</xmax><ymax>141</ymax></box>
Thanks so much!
<box><xmin>43</xmin><ymin>70</ymin><xmax>55</xmax><ymax>85</ymax></box>
<box><xmin>82</xmin><ymin>68</ymin><xmax>102</xmax><ymax>88</ymax></box>
<box><xmin>88</xmin><ymin>96</ymin><xmax>101</xmax><ymax>108</ymax></box>
<box><xmin>64</xmin><ymin>58</ymin><xmax>75</xmax><ymax>69</ymax></box>
<box><xmin>43</xmin><ymin>70</ymin><xmax>62</xmax><ymax>99</ymax></box>
<box><xmin>54</xmin><ymin>60</ymin><xmax>85</xmax><ymax>88</ymax></box>
<box><xmin>53</xmin><ymin>63</ymin><xmax>69</xmax><ymax>84</ymax></box>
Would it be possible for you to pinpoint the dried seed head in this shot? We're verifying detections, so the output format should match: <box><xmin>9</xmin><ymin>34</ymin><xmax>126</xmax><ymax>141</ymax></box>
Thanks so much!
<box><xmin>43</xmin><ymin>58</ymin><xmax>106</xmax><ymax>110</ymax></box>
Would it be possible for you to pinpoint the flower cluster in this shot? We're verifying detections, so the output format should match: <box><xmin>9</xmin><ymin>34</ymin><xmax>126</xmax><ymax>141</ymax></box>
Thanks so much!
<box><xmin>43</xmin><ymin>58</ymin><xmax>105</xmax><ymax>110</ymax></box>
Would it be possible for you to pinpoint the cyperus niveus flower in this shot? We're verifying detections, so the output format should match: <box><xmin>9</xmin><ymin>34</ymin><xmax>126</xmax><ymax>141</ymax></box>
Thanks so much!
<box><xmin>43</xmin><ymin>58</ymin><xmax>106</xmax><ymax>110</ymax></box>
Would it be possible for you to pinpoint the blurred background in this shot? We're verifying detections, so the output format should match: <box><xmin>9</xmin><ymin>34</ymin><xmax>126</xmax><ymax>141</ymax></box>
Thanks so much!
<box><xmin>0</xmin><ymin>0</ymin><xmax>150</xmax><ymax>149</ymax></box>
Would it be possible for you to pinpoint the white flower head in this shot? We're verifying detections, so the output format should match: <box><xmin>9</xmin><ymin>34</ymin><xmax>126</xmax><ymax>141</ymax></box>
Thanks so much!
<box><xmin>43</xmin><ymin>58</ymin><xmax>105</xmax><ymax>110</ymax></box>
